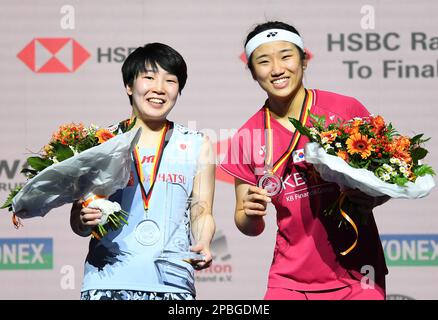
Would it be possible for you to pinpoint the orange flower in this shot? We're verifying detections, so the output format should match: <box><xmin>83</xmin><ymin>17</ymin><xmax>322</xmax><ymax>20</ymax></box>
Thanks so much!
<box><xmin>349</xmin><ymin>119</ymin><xmax>363</xmax><ymax>135</ymax></box>
<box><xmin>320</xmin><ymin>130</ymin><xmax>337</xmax><ymax>143</ymax></box>
<box><xmin>337</xmin><ymin>150</ymin><xmax>349</xmax><ymax>162</ymax></box>
<box><xmin>370</xmin><ymin>115</ymin><xmax>385</xmax><ymax>135</ymax></box>
<box><xmin>394</xmin><ymin>136</ymin><xmax>411</xmax><ymax>151</ymax></box>
<box><xmin>395</xmin><ymin>150</ymin><xmax>412</xmax><ymax>164</ymax></box>
<box><xmin>52</xmin><ymin>123</ymin><xmax>85</xmax><ymax>145</ymax></box>
<box><xmin>346</xmin><ymin>133</ymin><xmax>374</xmax><ymax>159</ymax></box>
<box><xmin>388</xmin><ymin>136</ymin><xmax>412</xmax><ymax>163</ymax></box>
<box><xmin>96</xmin><ymin>128</ymin><xmax>115</xmax><ymax>143</ymax></box>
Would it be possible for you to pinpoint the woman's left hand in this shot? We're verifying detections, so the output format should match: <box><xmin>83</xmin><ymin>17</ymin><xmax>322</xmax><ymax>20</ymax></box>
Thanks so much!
<box><xmin>189</xmin><ymin>242</ymin><xmax>212</xmax><ymax>270</ymax></box>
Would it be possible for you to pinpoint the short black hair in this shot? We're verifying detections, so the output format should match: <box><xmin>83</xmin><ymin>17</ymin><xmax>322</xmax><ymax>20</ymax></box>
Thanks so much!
<box><xmin>245</xmin><ymin>21</ymin><xmax>306</xmax><ymax>72</ymax></box>
<box><xmin>122</xmin><ymin>43</ymin><xmax>188</xmax><ymax>105</ymax></box>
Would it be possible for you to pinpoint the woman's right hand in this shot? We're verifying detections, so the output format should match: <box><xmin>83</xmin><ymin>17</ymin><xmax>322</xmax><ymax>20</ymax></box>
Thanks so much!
<box><xmin>70</xmin><ymin>200</ymin><xmax>102</xmax><ymax>236</ymax></box>
<box><xmin>78</xmin><ymin>201</ymin><xmax>103</xmax><ymax>227</ymax></box>
<box><xmin>242</xmin><ymin>185</ymin><xmax>271</xmax><ymax>217</ymax></box>
<box><xmin>235</xmin><ymin>180</ymin><xmax>271</xmax><ymax>236</ymax></box>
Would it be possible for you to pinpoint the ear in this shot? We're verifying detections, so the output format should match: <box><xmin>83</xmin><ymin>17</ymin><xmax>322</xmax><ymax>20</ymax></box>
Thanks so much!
<box><xmin>126</xmin><ymin>84</ymin><xmax>133</xmax><ymax>96</ymax></box>
<box><xmin>302</xmin><ymin>56</ymin><xmax>308</xmax><ymax>71</ymax></box>
<box><xmin>250</xmin><ymin>68</ymin><xmax>257</xmax><ymax>81</ymax></box>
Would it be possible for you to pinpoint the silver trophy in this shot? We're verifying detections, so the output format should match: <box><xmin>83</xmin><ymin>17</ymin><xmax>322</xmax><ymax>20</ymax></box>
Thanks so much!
<box><xmin>156</xmin><ymin>177</ymin><xmax>205</xmax><ymax>263</ymax></box>
<box><xmin>153</xmin><ymin>177</ymin><xmax>205</xmax><ymax>292</ymax></box>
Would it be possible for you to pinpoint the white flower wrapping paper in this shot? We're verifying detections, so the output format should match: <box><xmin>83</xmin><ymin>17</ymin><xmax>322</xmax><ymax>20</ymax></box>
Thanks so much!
<box><xmin>304</xmin><ymin>142</ymin><xmax>436</xmax><ymax>198</ymax></box>
<box><xmin>87</xmin><ymin>198</ymin><xmax>122</xmax><ymax>226</ymax></box>
<box><xmin>12</xmin><ymin>128</ymin><xmax>141</xmax><ymax>218</ymax></box>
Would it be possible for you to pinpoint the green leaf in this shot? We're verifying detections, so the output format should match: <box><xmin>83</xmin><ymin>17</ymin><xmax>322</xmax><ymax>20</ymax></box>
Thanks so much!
<box><xmin>410</xmin><ymin>134</ymin><xmax>424</xmax><ymax>145</ymax></box>
<box><xmin>413</xmin><ymin>164</ymin><xmax>436</xmax><ymax>177</ymax></box>
<box><xmin>52</xmin><ymin>143</ymin><xmax>74</xmax><ymax>162</ymax></box>
<box><xmin>410</xmin><ymin>134</ymin><xmax>431</xmax><ymax>146</ymax></box>
<box><xmin>385</xmin><ymin>123</ymin><xmax>398</xmax><ymax>138</ymax></box>
<box><xmin>76</xmin><ymin>135</ymin><xmax>98</xmax><ymax>152</ymax></box>
<box><xmin>1</xmin><ymin>185</ymin><xmax>22</xmax><ymax>210</ymax></box>
<box><xmin>370</xmin><ymin>158</ymin><xmax>387</xmax><ymax>165</ymax></box>
<box><xmin>374</xmin><ymin>166</ymin><xmax>386</xmax><ymax>178</ymax></box>
<box><xmin>127</xmin><ymin>117</ymin><xmax>137</xmax><ymax>131</ymax></box>
<box><xmin>20</xmin><ymin>168</ymin><xmax>38</xmax><ymax>175</ymax></box>
<box><xmin>20</xmin><ymin>168</ymin><xmax>38</xmax><ymax>179</ymax></box>
<box><xmin>394</xmin><ymin>176</ymin><xmax>409</xmax><ymax>186</ymax></box>
<box><xmin>347</xmin><ymin>161</ymin><xmax>362</xmax><ymax>169</ymax></box>
<box><xmin>289</xmin><ymin>118</ymin><xmax>313</xmax><ymax>140</ymax></box>
<box><xmin>309</xmin><ymin>113</ymin><xmax>326</xmax><ymax>127</ymax></box>
<box><xmin>27</xmin><ymin>157</ymin><xmax>54</xmax><ymax>172</ymax></box>
<box><xmin>420</xmin><ymin>137</ymin><xmax>431</xmax><ymax>143</ymax></box>
<box><xmin>411</xmin><ymin>147</ymin><xmax>428</xmax><ymax>162</ymax></box>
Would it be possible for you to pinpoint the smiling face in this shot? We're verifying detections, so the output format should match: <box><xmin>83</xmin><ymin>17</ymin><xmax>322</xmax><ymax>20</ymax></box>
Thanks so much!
<box><xmin>251</xmin><ymin>40</ymin><xmax>306</xmax><ymax>102</ymax></box>
<box><xmin>126</xmin><ymin>63</ymin><xmax>179</xmax><ymax>122</ymax></box>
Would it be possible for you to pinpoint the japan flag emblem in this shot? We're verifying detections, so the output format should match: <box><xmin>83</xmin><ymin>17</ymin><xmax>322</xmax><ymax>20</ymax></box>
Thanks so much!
<box><xmin>177</xmin><ymin>140</ymin><xmax>191</xmax><ymax>151</ymax></box>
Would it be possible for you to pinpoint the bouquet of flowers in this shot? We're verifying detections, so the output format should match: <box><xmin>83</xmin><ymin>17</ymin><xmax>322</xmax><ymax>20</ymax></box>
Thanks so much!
<box><xmin>291</xmin><ymin>113</ymin><xmax>435</xmax><ymax>198</ymax></box>
<box><xmin>1</xmin><ymin>119</ymin><xmax>141</xmax><ymax>239</ymax></box>
<box><xmin>291</xmin><ymin>114</ymin><xmax>435</xmax><ymax>255</ymax></box>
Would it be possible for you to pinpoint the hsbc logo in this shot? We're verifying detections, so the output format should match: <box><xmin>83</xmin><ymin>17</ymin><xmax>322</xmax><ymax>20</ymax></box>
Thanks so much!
<box><xmin>17</xmin><ymin>38</ymin><xmax>90</xmax><ymax>73</ymax></box>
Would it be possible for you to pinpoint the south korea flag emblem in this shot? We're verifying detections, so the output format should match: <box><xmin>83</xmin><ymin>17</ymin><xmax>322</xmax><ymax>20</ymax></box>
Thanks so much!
<box><xmin>292</xmin><ymin>149</ymin><xmax>305</xmax><ymax>163</ymax></box>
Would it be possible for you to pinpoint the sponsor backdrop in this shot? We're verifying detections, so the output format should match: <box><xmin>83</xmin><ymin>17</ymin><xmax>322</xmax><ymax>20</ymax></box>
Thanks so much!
<box><xmin>0</xmin><ymin>0</ymin><xmax>437</xmax><ymax>299</ymax></box>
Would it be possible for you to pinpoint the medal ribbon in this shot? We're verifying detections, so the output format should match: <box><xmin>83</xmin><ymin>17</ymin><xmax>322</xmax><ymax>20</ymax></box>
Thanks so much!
<box><xmin>338</xmin><ymin>193</ymin><xmax>359</xmax><ymax>256</ymax></box>
<box><xmin>263</xmin><ymin>89</ymin><xmax>313</xmax><ymax>175</ymax></box>
<box><xmin>132</xmin><ymin>121</ymin><xmax>172</xmax><ymax>211</ymax></box>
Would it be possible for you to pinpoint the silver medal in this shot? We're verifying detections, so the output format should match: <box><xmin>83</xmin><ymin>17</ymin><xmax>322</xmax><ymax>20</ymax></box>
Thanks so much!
<box><xmin>135</xmin><ymin>219</ymin><xmax>161</xmax><ymax>246</ymax></box>
<box><xmin>258</xmin><ymin>173</ymin><xmax>283</xmax><ymax>196</ymax></box>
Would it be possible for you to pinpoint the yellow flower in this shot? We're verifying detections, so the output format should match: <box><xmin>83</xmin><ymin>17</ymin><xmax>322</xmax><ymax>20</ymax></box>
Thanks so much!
<box><xmin>346</xmin><ymin>133</ymin><xmax>374</xmax><ymax>159</ymax></box>
<box><xmin>96</xmin><ymin>128</ymin><xmax>115</xmax><ymax>144</ymax></box>
<box><xmin>336</xmin><ymin>150</ymin><xmax>349</xmax><ymax>162</ymax></box>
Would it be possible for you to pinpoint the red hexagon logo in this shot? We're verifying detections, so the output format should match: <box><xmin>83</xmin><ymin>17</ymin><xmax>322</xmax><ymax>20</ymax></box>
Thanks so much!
<box><xmin>17</xmin><ymin>38</ymin><xmax>90</xmax><ymax>73</ymax></box>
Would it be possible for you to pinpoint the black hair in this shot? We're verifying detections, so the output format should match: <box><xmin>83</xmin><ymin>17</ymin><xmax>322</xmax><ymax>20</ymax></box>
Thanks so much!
<box><xmin>121</xmin><ymin>43</ymin><xmax>188</xmax><ymax>105</ymax></box>
<box><xmin>245</xmin><ymin>21</ymin><xmax>306</xmax><ymax>72</ymax></box>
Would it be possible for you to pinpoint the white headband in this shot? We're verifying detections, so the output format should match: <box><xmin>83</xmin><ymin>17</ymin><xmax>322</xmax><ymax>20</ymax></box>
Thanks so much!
<box><xmin>245</xmin><ymin>29</ymin><xmax>304</xmax><ymax>60</ymax></box>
